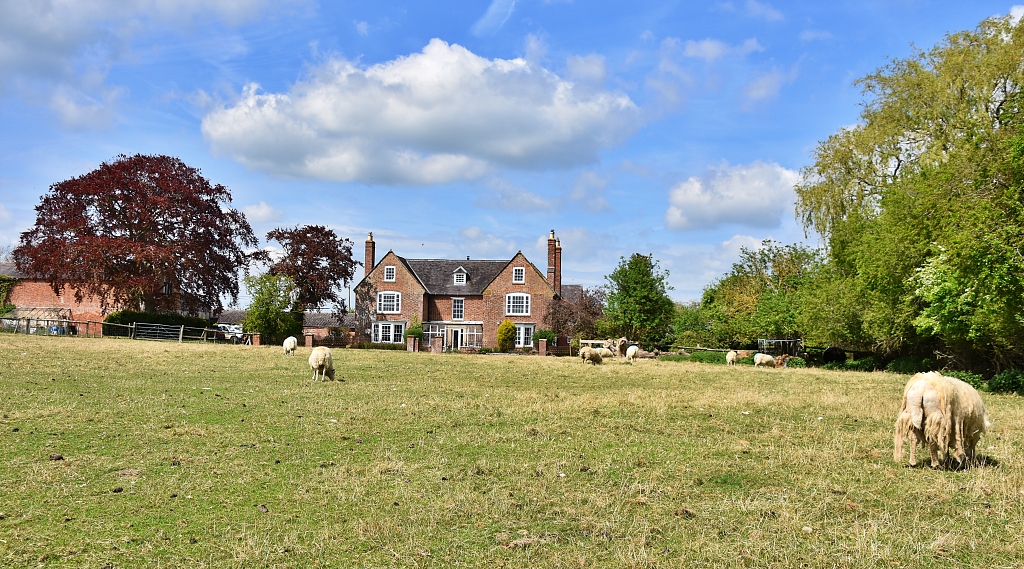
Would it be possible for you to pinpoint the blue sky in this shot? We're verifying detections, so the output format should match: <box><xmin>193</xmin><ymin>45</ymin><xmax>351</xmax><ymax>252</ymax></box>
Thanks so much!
<box><xmin>1</xmin><ymin>1</ymin><xmax>1020</xmax><ymax>305</ymax></box>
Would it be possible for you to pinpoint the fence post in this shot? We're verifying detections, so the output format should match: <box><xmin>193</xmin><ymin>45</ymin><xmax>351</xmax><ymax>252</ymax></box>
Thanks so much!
<box><xmin>130</xmin><ymin>322</ymin><xmax>136</xmax><ymax>340</ymax></box>
<box><xmin>179</xmin><ymin>325</ymin><xmax>184</xmax><ymax>343</ymax></box>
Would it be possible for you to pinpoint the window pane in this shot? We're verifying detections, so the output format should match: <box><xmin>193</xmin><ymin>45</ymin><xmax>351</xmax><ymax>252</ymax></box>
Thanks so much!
<box><xmin>372</xmin><ymin>323</ymin><xmax>379</xmax><ymax>343</ymax></box>
<box><xmin>524</xmin><ymin>326</ymin><xmax>532</xmax><ymax>347</ymax></box>
<box><xmin>384</xmin><ymin>266</ymin><xmax>396</xmax><ymax>281</ymax></box>
<box><xmin>516</xmin><ymin>325</ymin><xmax>523</xmax><ymax>346</ymax></box>
<box><xmin>453</xmin><ymin>298</ymin><xmax>464</xmax><ymax>320</ymax></box>
<box><xmin>381</xmin><ymin>324</ymin><xmax>392</xmax><ymax>343</ymax></box>
<box><xmin>393</xmin><ymin>324</ymin><xmax>403</xmax><ymax>341</ymax></box>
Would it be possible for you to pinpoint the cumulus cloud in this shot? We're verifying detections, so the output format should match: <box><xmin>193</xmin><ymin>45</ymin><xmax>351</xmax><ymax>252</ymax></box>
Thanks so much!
<box><xmin>471</xmin><ymin>0</ymin><xmax>517</xmax><ymax>36</ymax></box>
<box><xmin>475</xmin><ymin>178</ymin><xmax>553</xmax><ymax>211</ymax></box>
<box><xmin>354</xmin><ymin>20</ymin><xmax>369</xmax><ymax>36</ymax></box>
<box><xmin>743</xmin><ymin>66</ymin><xmax>798</xmax><ymax>105</ymax></box>
<box><xmin>202</xmin><ymin>39</ymin><xmax>642</xmax><ymax>185</ymax></box>
<box><xmin>1011</xmin><ymin>5</ymin><xmax>1024</xmax><ymax>24</ymax></box>
<box><xmin>566</xmin><ymin>54</ymin><xmax>605</xmax><ymax>85</ymax></box>
<box><xmin>569</xmin><ymin>171</ymin><xmax>611</xmax><ymax>212</ymax></box>
<box><xmin>242</xmin><ymin>200</ymin><xmax>285</xmax><ymax>223</ymax></box>
<box><xmin>459</xmin><ymin>226</ymin><xmax>518</xmax><ymax>257</ymax></box>
<box><xmin>664</xmin><ymin>160</ymin><xmax>800</xmax><ymax>231</ymax></box>
<box><xmin>683</xmin><ymin>38</ymin><xmax>763</xmax><ymax>63</ymax></box>
<box><xmin>745</xmin><ymin>0</ymin><xmax>783</xmax><ymax>21</ymax></box>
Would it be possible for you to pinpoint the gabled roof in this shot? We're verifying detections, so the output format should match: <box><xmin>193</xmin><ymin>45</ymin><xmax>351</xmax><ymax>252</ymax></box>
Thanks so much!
<box><xmin>403</xmin><ymin>258</ymin><xmax>509</xmax><ymax>295</ymax></box>
<box><xmin>0</xmin><ymin>263</ymin><xmax>30</xmax><ymax>279</ymax></box>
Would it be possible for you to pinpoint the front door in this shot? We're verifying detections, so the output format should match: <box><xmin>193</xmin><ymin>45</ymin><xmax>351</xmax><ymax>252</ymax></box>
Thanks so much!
<box><xmin>451</xmin><ymin>329</ymin><xmax>461</xmax><ymax>351</ymax></box>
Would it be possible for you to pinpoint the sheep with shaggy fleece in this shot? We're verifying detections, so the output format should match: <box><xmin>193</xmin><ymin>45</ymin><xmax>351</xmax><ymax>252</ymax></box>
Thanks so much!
<box><xmin>753</xmin><ymin>353</ymin><xmax>775</xmax><ymax>368</ymax></box>
<box><xmin>726</xmin><ymin>350</ymin><xmax>738</xmax><ymax>366</ymax></box>
<box><xmin>580</xmin><ymin>347</ymin><xmax>603</xmax><ymax>365</ymax></box>
<box><xmin>308</xmin><ymin>346</ymin><xmax>335</xmax><ymax>381</ymax></box>
<box><xmin>894</xmin><ymin>371</ymin><xmax>991</xmax><ymax>468</ymax></box>
<box><xmin>614</xmin><ymin>337</ymin><xmax>629</xmax><ymax>358</ymax></box>
<box><xmin>283</xmin><ymin>336</ymin><xmax>298</xmax><ymax>355</ymax></box>
<box><xmin>596</xmin><ymin>347</ymin><xmax>614</xmax><ymax>359</ymax></box>
<box><xmin>625</xmin><ymin>345</ymin><xmax>639</xmax><ymax>363</ymax></box>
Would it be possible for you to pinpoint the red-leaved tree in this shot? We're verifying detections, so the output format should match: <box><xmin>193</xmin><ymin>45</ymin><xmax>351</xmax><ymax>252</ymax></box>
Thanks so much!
<box><xmin>13</xmin><ymin>154</ymin><xmax>262</xmax><ymax>316</ymax></box>
<box><xmin>266</xmin><ymin>225</ymin><xmax>358</xmax><ymax>314</ymax></box>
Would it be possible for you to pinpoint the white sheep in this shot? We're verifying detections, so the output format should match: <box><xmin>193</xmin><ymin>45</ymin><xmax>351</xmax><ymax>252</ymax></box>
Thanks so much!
<box><xmin>308</xmin><ymin>346</ymin><xmax>335</xmax><ymax>381</ymax></box>
<box><xmin>726</xmin><ymin>350</ymin><xmax>738</xmax><ymax>366</ymax></box>
<box><xmin>596</xmin><ymin>347</ymin><xmax>614</xmax><ymax>359</ymax></box>
<box><xmin>753</xmin><ymin>353</ymin><xmax>775</xmax><ymax>368</ymax></box>
<box><xmin>283</xmin><ymin>336</ymin><xmax>298</xmax><ymax>355</ymax></box>
<box><xmin>614</xmin><ymin>337</ymin><xmax>629</xmax><ymax>358</ymax></box>
<box><xmin>625</xmin><ymin>345</ymin><xmax>639</xmax><ymax>363</ymax></box>
<box><xmin>894</xmin><ymin>371</ymin><xmax>991</xmax><ymax>468</ymax></box>
<box><xmin>580</xmin><ymin>346</ymin><xmax>603</xmax><ymax>365</ymax></box>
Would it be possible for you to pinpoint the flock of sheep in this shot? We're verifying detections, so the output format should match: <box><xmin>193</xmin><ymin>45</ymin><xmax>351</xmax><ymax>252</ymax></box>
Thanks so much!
<box><xmin>283</xmin><ymin>334</ymin><xmax>992</xmax><ymax>470</ymax></box>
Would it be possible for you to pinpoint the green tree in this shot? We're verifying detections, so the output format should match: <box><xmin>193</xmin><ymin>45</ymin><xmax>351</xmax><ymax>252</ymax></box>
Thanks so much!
<box><xmin>496</xmin><ymin>319</ymin><xmax>517</xmax><ymax>353</ymax></box>
<box><xmin>603</xmin><ymin>254</ymin><xmax>674</xmax><ymax>344</ymax></box>
<box><xmin>242</xmin><ymin>273</ymin><xmax>302</xmax><ymax>343</ymax></box>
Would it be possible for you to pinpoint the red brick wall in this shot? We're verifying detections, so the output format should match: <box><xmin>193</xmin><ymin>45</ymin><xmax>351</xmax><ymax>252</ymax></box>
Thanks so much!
<box><xmin>360</xmin><ymin>251</ymin><xmax>425</xmax><ymax>325</ymax></box>
<box><xmin>427</xmin><ymin>295</ymin><xmax>485</xmax><ymax>322</ymax></box>
<box><xmin>480</xmin><ymin>252</ymin><xmax>555</xmax><ymax>348</ymax></box>
<box><xmin>7</xmin><ymin>280</ymin><xmax>107</xmax><ymax>322</ymax></box>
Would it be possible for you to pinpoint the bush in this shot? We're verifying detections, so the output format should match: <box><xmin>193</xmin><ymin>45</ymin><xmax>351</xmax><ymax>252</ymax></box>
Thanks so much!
<box><xmin>689</xmin><ymin>351</ymin><xmax>726</xmax><ymax>365</ymax></box>
<box><xmin>885</xmin><ymin>355</ymin><xmax>937</xmax><ymax>375</ymax></box>
<box><xmin>988</xmin><ymin>369</ymin><xmax>1024</xmax><ymax>394</ymax></box>
<box><xmin>404</xmin><ymin>316</ymin><xmax>423</xmax><ymax>343</ymax></box>
<box><xmin>736</xmin><ymin>355</ymin><xmax>755</xmax><ymax>366</ymax></box>
<box><xmin>478</xmin><ymin>347</ymin><xmax>493</xmax><ymax>354</ymax></box>
<box><xmin>105</xmin><ymin>310</ymin><xmax>210</xmax><ymax>328</ymax></box>
<box><xmin>496</xmin><ymin>319</ymin><xmax>517</xmax><ymax>353</ymax></box>
<box><xmin>787</xmin><ymin>357</ymin><xmax>806</xmax><ymax>368</ymax></box>
<box><xmin>533</xmin><ymin>329</ymin><xmax>556</xmax><ymax>345</ymax></box>
<box><xmin>353</xmin><ymin>342</ymin><xmax>407</xmax><ymax>351</ymax></box>
<box><xmin>943</xmin><ymin>370</ymin><xmax>986</xmax><ymax>391</ymax></box>
<box><xmin>822</xmin><ymin>356</ymin><xmax>880</xmax><ymax>372</ymax></box>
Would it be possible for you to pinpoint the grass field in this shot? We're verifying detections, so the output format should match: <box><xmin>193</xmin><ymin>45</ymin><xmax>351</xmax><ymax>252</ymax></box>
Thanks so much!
<box><xmin>2</xmin><ymin>335</ymin><xmax>1023</xmax><ymax>568</ymax></box>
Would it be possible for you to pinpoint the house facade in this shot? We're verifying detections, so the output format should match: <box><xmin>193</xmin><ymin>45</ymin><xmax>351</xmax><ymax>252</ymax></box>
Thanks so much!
<box><xmin>355</xmin><ymin>231</ymin><xmax>566</xmax><ymax>350</ymax></box>
<box><xmin>0</xmin><ymin>263</ymin><xmax>107</xmax><ymax>323</ymax></box>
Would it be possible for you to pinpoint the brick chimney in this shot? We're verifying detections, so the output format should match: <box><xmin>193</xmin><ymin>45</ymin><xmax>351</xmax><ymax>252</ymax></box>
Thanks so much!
<box><xmin>554</xmin><ymin>237</ymin><xmax>562</xmax><ymax>296</ymax></box>
<box><xmin>547</xmin><ymin>230</ymin><xmax>556</xmax><ymax>289</ymax></box>
<box><xmin>364</xmin><ymin>232</ymin><xmax>375</xmax><ymax>277</ymax></box>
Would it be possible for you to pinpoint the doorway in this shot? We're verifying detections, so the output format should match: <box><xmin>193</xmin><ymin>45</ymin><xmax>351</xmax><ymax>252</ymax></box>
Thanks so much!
<box><xmin>450</xmin><ymin>329</ymin><xmax>461</xmax><ymax>351</ymax></box>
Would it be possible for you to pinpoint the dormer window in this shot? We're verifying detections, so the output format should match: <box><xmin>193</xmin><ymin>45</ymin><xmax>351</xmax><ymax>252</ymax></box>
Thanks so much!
<box><xmin>512</xmin><ymin>267</ymin><xmax>525</xmax><ymax>284</ymax></box>
<box><xmin>453</xmin><ymin>267</ymin><xmax>467</xmax><ymax>285</ymax></box>
<box><xmin>383</xmin><ymin>266</ymin><xmax>396</xmax><ymax>282</ymax></box>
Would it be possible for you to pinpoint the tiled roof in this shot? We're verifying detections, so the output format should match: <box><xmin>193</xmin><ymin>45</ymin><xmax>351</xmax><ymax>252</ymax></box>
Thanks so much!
<box><xmin>216</xmin><ymin>310</ymin><xmax>248</xmax><ymax>324</ymax></box>
<box><xmin>560</xmin><ymin>284</ymin><xmax>583</xmax><ymax>303</ymax></box>
<box><xmin>303</xmin><ymin>312</ymin><xmax>355</xmax><ymax>328</ymax></box>
<box><xmin>0</xmin><ymin>263</ymin><xmax>30</xmax><ymax>279</ymax></box>
<box><xmin>402</xmin><ymin>258</ymin><xmax>509</xmax><ymax>295</ymax></box>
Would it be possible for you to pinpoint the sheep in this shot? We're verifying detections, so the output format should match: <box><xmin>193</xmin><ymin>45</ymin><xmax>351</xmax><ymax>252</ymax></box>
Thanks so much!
<box><xmin>625</xmin><ymin>345</ymin><xmax>640</xmax><ymax>363</ymax></box>
<box><xmin>580</xmin><ymin>346</ymin><xmax>603</xmax><ymax>365</ymax></box>
<box><xmin>596</xmin><ymin>347</ymin><xmax>615</xmax><ymax>359</ymax></box>
<box><xmin>726</xmin><ymin>350</ymin><xmax>738</xmax><ymax>366</ymax></box>
<box><xmin>894</xmin><ymin>371</ymin><xmax>991</xmax><ymax>468</ymax></box>
<box><xmin>283</xmin><ymin>336</ymin><xmax>298</xmax><ymax>355</ymax></box>
<box><xmin>308</xmin><ymin>346</ymin><xmax>335</xmax><ymax>381</ymax></box>
<box><xmin>614</xmin><ymin>337</ymin><xmax>629</xmax><ymax>358</ymax></box>
<box><xmin>753</xmin><ymin>353</ymin><xmax>775</xmax><ymax>368</ymax></box>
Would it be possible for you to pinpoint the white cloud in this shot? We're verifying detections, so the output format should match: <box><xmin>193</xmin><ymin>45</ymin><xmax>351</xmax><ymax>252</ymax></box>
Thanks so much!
<box><xmin>202</xmin><ymin>39</ymin><xmax>642</xmax><ymax>185</ymax></box>
<box><xmin>242</xmin><ymin>201</ymin><xmax>285</xmax><ymax>223</ymax></box>
<box><xmin>475</xmin><ymin>178</ymin><xmax>553</xmax><ymax>211</ymax></box>
<box><xmin>799</xmin><ymin>29</ymin><xmax>832</xmax><ymax>42</ymax></box>
<box><xmin>459</xmin><ymin>226</ymin><xmax>518</xmax><ymax>256</ymax></box>
<box><xmin>471</xmin><ymin>0</ymin><xmax>517</xmax><ymax>36</ymax></box>
<box><xmin>683</xmin><ymin>38</ymin><xmax>763</xmax><ymax>63</ymax></box>
<box><xmin>743</xmin><ymin>67</ymin><xmax>797</xmax><ymax>105</ymax></box>
<box><xmin>569</xmin><ymin>171</ymin><xmax>611</xmax><ymax>212</ymax></box>
<box><xmin>524</xmin><ymin>33</ymin><xmax>548</xmax><ymax>63</ymax></box>
<box><xmin>354</xmin><ymin>20</ymin><xmax>369</xmax><ymax>36</ymax></box>
<box><xmin>745</xmin><ymin>0</ymin><xmax>783</xmax><ymax>21</ymax></box>
<box><xmin>565</xmin><ymin>54</ymin><xmax>605</xmax><ymax>85</ymax></box>
<box><xmin>1011</xmin><ymin>5</ymin><xmax>1024</xmax><ymax>24</ymax></box>
<box><xmin>664</xmin><ymin>160</ymin><xmax>800</xmax><ymax>230</ymax></box>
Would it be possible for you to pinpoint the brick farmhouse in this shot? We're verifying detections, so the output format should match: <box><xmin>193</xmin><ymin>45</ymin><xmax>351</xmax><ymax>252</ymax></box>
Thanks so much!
<box><xmin>355</xmin><ymin>231</ymin><xmax>580</xmax><ymax>350</ymax></box>
<box><xmin>0</xmin><ymin>262</ymin><xmax>107</xmax><ymax>323</ymax></box>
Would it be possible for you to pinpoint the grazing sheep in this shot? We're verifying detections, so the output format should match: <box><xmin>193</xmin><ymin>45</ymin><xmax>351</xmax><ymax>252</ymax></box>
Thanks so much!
<box><xmin>308</xmin><ymin>346</ymin><xmax>335</xmax><ymax>381</ymax></box>
<box><xmin>283</xmin><ymin>336</ymin><xmax>298</xmax><ymax>355</ymax></box>
<box><xmin>625</xmin><ymin>345</ymin><xmax>640</xmax><ymax>363</ymax></box>
<box><xmin>580</xmin><ymin>347</ymin><xmax>603</xmax><ymax>365</ymax></box>
<box><xmin>614</xmin><ymin>337</ymin><xmax>629</xmax><ymax>358</ymax></box>
<box><xmin>894</xmin><ymin>372</ymin><xmax>991</xmax><ymax>468</ymax></box>
<box><xmin>596</xmin><ymin>347</ymin><xmax>614</xmax><ymax>359</ymax></box>
<box><xmin>753</xmin><ymin>353</ymin><xmax>775</xmax><ymax>368</ymax></box>
<box><xmin>726</xmin><ymin>350</ymin><xmax>738</xmax><ymax>366</ymax></box>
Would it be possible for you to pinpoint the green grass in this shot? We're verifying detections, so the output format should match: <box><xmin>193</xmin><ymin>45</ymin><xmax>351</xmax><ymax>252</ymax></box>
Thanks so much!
<box><xmin>2</xmin><ymin>335</ymin><xmax>1024</xmax><ymax>568</ymax></box>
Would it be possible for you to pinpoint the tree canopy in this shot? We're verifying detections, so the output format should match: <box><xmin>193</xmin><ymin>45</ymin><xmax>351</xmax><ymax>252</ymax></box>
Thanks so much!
<box><xmin>545</xmin><ymin>286</ymin><xmax>606</xmax><ymax>342</ymax></box>
<box><xmin>266</xmin><ymin>224</ymin><xmax>357</xmax><ymax>314</ymax></box>
<box><xmin>13</xmin><ymin>154</ymin><xmax>261</xmax><ymax>315</ymax></box>
<box><xmin>242</xmin><ymin>273</ymin><xmax>302</xmax><ymax>342</ymax></box>
<box><xmin>602</xmin><ymin>254</ymin><xmax>674</xmax><ymax>344</ymax></box>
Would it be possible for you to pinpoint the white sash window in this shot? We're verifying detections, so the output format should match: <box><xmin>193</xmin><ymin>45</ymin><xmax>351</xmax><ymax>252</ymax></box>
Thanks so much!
<box><xmin>377</xmin><ymin>292</ymin><xmax>401</xmax><ymax>313</ymax></box>
<box><xmin>505</xmin><ymin>293</ymin><xmax>530</xmax><ymax>315</ymax></box>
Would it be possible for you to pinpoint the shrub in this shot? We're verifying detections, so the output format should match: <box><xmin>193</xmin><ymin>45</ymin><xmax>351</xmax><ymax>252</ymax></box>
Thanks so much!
<box><xmin>404</xmin><ymin>315</ymin><xmax>424</xmax><ymax>343</ymax></box>
<box><xmin>988</xmin><ymin>369</ymin><xmax>1024</xmax><ymax>394</ymax></box>
<box><xmin>353</xmin><ymin>342</ymin><xmax>406</xmax><ymax>351</ymax></box>
<box><xmin>689</xmin><ymin>351</ymin><xmax>726</xmax><ymax>365</ymax></box>
<box><xmin>496</xmin><ymin>319</ymin><xmax>517</xmax><ymax>353</ymax></box>
<box><xmin>478</xmin><ymin>347</ymin><xmax>493</xmax><ymax>354</ymax></box>
<box><xmin>787</xmin><ymin>357</ymin><xmax>806</xmax><ymax>368</ymax></box>
<box><xmin>105</xmin><ymin>310</ymin><xmax>210</xmax><ymax>328</ymax></box>
<box><xmin>943</xmin><ymin>370</ymin><xmax>986</xmax><ymax>391</ymax></box>
<box><xmin>659</xmin><ymin>354</ymin><xmax>688</xmax><ymax>362</ymax></box>
<box><xmin>737</xmin><ymin>355</ymin><xmax>755</xmax><ymax>366</ymax></box>
<box><xmin>533</xmin><ymin>329</ymin><xmax>556</xmax><ymax>345</ymax></box>
<box><xmin>885</xmin><ymin>355</ymin><xmax>937</xmax><ymax>375</ymax></box>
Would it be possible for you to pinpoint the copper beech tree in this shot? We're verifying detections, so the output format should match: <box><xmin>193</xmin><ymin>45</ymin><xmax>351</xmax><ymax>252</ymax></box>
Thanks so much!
<box><xmin>266</xmin><ymin>225</ymin><xmax>358</xmax><ymax>314</ymax></box>
<box><xmin>13</xmin><ymin>154</ymin><xmax>263</xmax><ymax>315</ymax></box>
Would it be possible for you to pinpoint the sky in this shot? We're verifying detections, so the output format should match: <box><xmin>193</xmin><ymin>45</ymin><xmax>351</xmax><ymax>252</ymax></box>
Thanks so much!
<box><xmin>1</xmin><ymin>0</ymin><xmax>1021</xmax><ymax>306</ymax></box>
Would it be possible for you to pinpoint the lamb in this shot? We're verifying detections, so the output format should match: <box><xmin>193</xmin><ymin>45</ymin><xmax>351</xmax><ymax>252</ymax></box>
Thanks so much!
<box><xmin>308</xmin><ymin>346</ymin><xmax>335</xmax><ymax>381</ymax></box>
<box><xmin>283</xmin><ymin>336</ymin><xmax>298</xmax><ymax>355</ymax></box>
<box><xmin>625</xmin><ymin>345</ymin><xmax>639</xmax><ymax>363</ymax></box>
<box><xmin>753</xmin><ymin>353</ymin><xmax>775</xmax><ymax>368</ymax></box>
<box><xmin>894</xmin><ymin>371</ymin><xmax>991</xmax><ymax>468</ymax></box>
<box><xmin>580</xmin><ymin>346</ymin><xmax>603</xmax><ymax>365</ymax></box>
<box><xmin>726</xmin><ymin>350</ymin><xmax>738</xmax><ymax>366</ymax></box>
<box><xmin>596</xmin><ymin>347</ymin><xmax>615</xmax><ymax>359</ymax></box>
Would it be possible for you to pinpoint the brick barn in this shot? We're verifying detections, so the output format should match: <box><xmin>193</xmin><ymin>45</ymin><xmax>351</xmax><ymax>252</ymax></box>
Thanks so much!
<box><xmin>0</xmin><ymin>263</ymin><xmax>107</xmax><ymax>323</ymax></box>
<box><xmin>355</xmin><ymin>231</ymin><xmax>579</xmax><ymax>351</ymax></box>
